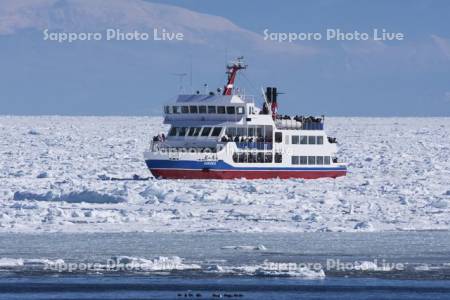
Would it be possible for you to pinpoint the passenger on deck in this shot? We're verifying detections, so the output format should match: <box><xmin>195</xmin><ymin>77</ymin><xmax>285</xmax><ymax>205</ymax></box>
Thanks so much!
<box><xmin>261</xmin><ymin>103</ymin><xmax>269</xmax><ymax>115</ymax></box>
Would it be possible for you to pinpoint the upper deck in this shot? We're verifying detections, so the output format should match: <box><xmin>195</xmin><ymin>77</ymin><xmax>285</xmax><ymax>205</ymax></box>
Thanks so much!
<box><xmin>163</xmin><ymin>93</ymin><xmax>259</xmax><ymax>126</ymax></box>
<box><xmin>163</xmin><ymin>93</ymin><xmax>325</xmax><ymax>131</ymax></box>
<box><xmin>162</xmin><ymin>57</ymin><xmax>325</xmax><ymax>131</ymax></box>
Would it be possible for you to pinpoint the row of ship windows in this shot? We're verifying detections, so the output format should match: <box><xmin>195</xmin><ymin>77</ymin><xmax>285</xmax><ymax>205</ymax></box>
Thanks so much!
<box><xmin>232</xmin><ymin>152</ymin><xmax>282</xmax><ymax>163</ymax></box>
<box><xmin>291</xmin><ymin>135</ymin><xmax>323</xmax><ymax>145</ymax></box>
<box><xmin>292</xmin><ymin>156</ymin><xmax>331</xmax><ymax>165</ymax></box>
<box><xmin>274</xmin><ymin>133</ymin><xmax>325</xmax><ymax>145</ymax></box>
<box><xmin>232</xmin><ymin>153</ymin><xmax>331</xmax><ymax>165</ymax></box>
<box><xmin>169</xmin><ymin>127</ymin><xmax>325</xmax><ymax>144</ymax></box>
<box><xmin>226</xmin><ymin>127</ymin><xmax>266</xmax><ymax>137</ymax></box>
<box><xmin>165</xmin><ymin>105</ymin><xmax>245</xmax><ymax>115</ymax></box>
<box><xmin>169</xmin><ymin>126</ymin><xmax>222</xmax><ymax>137</ymax></box>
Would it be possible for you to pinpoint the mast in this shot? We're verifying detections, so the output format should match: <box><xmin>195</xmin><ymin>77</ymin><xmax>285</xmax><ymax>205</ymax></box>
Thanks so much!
<box><xmin>223</xmin><ymin>56</ymin><xmax>247</xmax><ymax>96</ymax></box>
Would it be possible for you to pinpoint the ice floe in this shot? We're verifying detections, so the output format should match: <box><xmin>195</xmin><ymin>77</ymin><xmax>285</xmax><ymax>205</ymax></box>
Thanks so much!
<box><xmin>0</xmin><ymin>116</ymin><xmax>449</xmax><ymax>233</ymax></box>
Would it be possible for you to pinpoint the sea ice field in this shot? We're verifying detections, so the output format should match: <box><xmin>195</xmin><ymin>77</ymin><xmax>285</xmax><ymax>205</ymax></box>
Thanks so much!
<box><xmin>0</xmin><ymin>116</ymin><xmax>449</xmax><ymax>233</ymax></box>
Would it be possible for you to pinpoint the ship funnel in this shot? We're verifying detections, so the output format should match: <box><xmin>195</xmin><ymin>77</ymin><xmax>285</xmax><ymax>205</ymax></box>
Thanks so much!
<box><xmin>265</xmin><ymin>87</ymin><xmax>279</xmax><ymax>119</ymax></box>
<box><xmin>265</xmin><ymin>87</ymin><xmax>278</xmax><ymax>104</ymax></box>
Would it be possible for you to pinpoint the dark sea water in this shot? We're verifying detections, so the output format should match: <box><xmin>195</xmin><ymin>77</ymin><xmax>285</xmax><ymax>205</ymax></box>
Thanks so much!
<box><xmin>0</xmin><ymin>232</ymin><xmax>450</xmax><ymax>299</ymax></box>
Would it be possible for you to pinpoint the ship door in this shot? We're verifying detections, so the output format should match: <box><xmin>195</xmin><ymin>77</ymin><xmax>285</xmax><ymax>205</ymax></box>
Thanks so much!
<box><xmin>274</xmin><ymin>132</ymin><xmax>283</xmax><ymax>143</ymax></box>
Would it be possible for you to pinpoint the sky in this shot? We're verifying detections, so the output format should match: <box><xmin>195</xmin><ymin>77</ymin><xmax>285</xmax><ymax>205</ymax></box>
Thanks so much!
<box><xmin>0</xmin><ymin>0</ymin><xmax>449</xmax><ymax>116</ymax></box>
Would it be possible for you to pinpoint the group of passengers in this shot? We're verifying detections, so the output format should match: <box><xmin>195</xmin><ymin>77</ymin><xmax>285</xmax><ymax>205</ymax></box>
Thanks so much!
<box><xmin>327</xmin><ymin>136</ymin><xmax>337</xmax><ymax>143</ymax></box>
<box><xmin>220</xmin><ymin>135</ymin><xmax>271</xmax><ymax>144</ymax></box>
<box><xmin>152</xmin><ymin>133</ymin><xmax>166</xmax><ymax>142</ymax></box>
<box><xmin>274</xmin><ymin>114</ymin><xmax>323</xmax><ymax>123</ymax></box>
<box><xmin>298</xmin><ymin>116</ymin><xmax>323</xmax><ymax>123</ymax></box>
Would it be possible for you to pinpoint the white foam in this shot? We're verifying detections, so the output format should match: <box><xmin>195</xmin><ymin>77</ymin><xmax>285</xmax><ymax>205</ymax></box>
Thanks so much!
<box><xmin>206</xmin><ymin>262</ymin><xmax>325</xmax><ymax>279</ymax></box>
<box><xmin>110</xmin><ymin>256</ymin><xmax>201</xmax><ymax>271</ymax></box>
<box><xmin>0</xmin><ymin>258</ymin><xmax>24</xmax><ymax>267</ymax></box>
<box><xmin>0</xmin><ymin>258</ymin><xmax>65</xmax><ymax>268</ymax></box>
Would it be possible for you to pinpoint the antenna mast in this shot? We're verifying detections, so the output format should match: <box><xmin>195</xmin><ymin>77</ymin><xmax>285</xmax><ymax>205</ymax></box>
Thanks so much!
<box><xmin>172</xmin><ymin>73</ymin><xmax>187</xmax><ymax>93</ymax></box>
<box><xmin>223</xmin><ymin>56</ymin><xmax>247</xmax><ymax>96</ymax></box>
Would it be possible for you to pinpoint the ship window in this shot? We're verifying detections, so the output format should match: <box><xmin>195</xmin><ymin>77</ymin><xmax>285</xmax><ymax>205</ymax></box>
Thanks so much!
<box><xmin>275</xmin><ymin>132</ymin><xmax>282</xmax><ymax>143</ymax></box>
<box><xmin>300</xmin><ymin>136</ymin><xmax>307</xmax><ymax>144</ymax></box>
<box><xmin>300</xmin><ymin>156</ymin><xmax>307</xmax><ymax>165</ymax></box>
<box><xmin>187</xmin><ymin>127</ymin><xmax>198</xmax><ymax>136</ymax></box>
<box><xmin>169</xmin><ymin>127</ymin><xmax>177</xmax><ymax>136</ymax></box>
<box><xmin>193</xmin><ymin>127</ymin><xmax>201</xmax><ymax>136</ymax></box>
<box><xmin>172</xmin><ymin>106</ymin><xmax>180</xmax><ymax>114</ymax></box>
<box><xmin>237</xmin><ymin>106</ymin><xmax>245</xmax><ymax>114</ymax></box>
<box><xmin>179</xmin><ymin>127</ymin><xmax>187</xmax><ymax>136</ymax></box>
<box><xmin>181</xmin><ymin>106</ymin><xmax>189</xmax><ymax>114</ymax></box>
<box><xmin>217</xmin><ymin>106</ymin><xmax>226</xmax><ymax>114</ymax></box>
<box><xmin>308</xmin><ymin>136</ymin><xmax>316</xmax><ymax>144</ymax></box>
<box><xmin>292</xmin><ymin>136</ymin><xmax>299</xmax><ymax>144</ymax></box>
<box><xmin>211</xmin><ymin>127</ymin><xmax>222</xmax><ymax>137</ymax></box>
<box><xmin>308</xmin><ymin>156</ymin><xmax>315</xmax><ymax>165</ymax></box>
<box><xmin>257</xmin><ymin>127</ymin><xmax>263</xmax><ymax>137</ymax></box>
<box><xmin>208</xmin><ymin>106</ymin><xmax>216</xmax><ymax>114</ymax></box>
<box><xmin>275</xmin><ymin>152</ymin><xmax>282</xmax><ymax>163</ymax></box>
<box><xmin>291</xmin><ymin>156</ymin><xmax>299</xmax><ymax>165</ymax></box>
<box><xmin>164</xmin><ymin>106</ymin><xmax>170</xmax><ymax>114</ymax></box>
<box><xmin>316</xmin><ymin>156</ymin><xmax>324</xmax><ymax>165</ymax></box>
<box><xmin>226</xmin><ymin>127</ymin><xmax>237</xmax><ymax>136</ymax></box>
<box><xmin>248</xmin><ymin>127</ymin><xmax>255</xmax><ymax>136</ymax></box>
<box><xmin>199</xmin><ymin>106</ymin><xmax>207</xmax><ymax>113</ymax></box>
<box><xmin>248</xmin><ymin>152</ymin><xmax>257</xmax><ymax>163</ymax></box>
<box><xmin>317</xmin><ymin>136</ymin><xmax>323</xmax><ymax>144</ymax></box>
<box><xmin>257</xmin><ymin>152</ymin><xmax>264</xmax><ymax>163</ymax></box>
<box><xmin>226</xmin><ymin>106</ymin><xmax>235</xmax><ymax>114</ymax></box>
<box><xmin>232</xmin><ymin>153</ymin><xmax>238</xmax><ymax>163</ymax></box>
<box><xmin>189</xmin><ymin>106</ymin><xmax>198</xmax><ymax>113</ymax></box>
<box><xmin>324</xmin><ymin>156</ymin><xmax>331</xmax><ymax>165</ymax></box>
<box><xmin>201</xmin><ymin>127</ymin><xmax>212</xmax><ymax>136</ymax></box>
<box><xmin>238</xmin><ymin>153</ymin><xmax>246</xmax><ymax>163</ymax></box>
<box><xmin>237</xmin><ymin>127</ymin><xmax>246</xmax><ymax>136</ymax></box>
<box><xmin>265</xmin><ymin>153</ymin><xmax>273</xmax><ymax>163</ymax></box>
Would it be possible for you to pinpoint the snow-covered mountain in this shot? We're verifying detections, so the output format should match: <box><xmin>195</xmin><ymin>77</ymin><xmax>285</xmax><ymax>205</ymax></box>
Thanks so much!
<box><xmin>0</xmin><ymin>0</ymin><xmax>316</xmax><ymax>115</ymax></box>
<box><xmin>0</xmin><ymin>0</ymin><xmax>311</xmax><ymax>54</ymax></box>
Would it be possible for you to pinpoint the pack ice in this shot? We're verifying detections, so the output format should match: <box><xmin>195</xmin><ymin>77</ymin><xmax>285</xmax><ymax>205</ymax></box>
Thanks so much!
<box><xmin>0</xmin><ymin>116</ymin><xmax>449</xmax><ymax>233</ymax></box>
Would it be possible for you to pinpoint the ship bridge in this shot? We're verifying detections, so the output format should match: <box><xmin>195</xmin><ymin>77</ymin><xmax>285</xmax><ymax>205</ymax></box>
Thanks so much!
<box><xmin>163</xmin><ymin>94</ymin><xmax>258</xmax><ymax>126</ymax></box>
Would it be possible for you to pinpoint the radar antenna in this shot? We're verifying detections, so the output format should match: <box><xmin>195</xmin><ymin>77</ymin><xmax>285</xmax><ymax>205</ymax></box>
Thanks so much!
<box><xmin>223</xmin><ymin>56</ymin><xmax>247</xmax><ymax>96</ymax></box>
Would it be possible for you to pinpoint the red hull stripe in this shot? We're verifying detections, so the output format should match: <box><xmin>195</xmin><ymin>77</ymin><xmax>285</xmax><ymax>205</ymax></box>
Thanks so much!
<box><xmin>150</xmin><ymin>168</ymin><xmax>346</xmax><ymax>179</ymax></box>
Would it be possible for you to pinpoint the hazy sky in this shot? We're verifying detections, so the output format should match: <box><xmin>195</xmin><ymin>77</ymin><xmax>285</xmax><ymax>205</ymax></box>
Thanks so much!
<box><xmin>0</xmin><ymin>0</ymin><xmax>449</xmax><ymax>116</ymax></box>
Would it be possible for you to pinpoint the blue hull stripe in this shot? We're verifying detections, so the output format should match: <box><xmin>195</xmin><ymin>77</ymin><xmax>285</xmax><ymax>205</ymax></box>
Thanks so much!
<box><xmin>145</xmin><ymin>159</ymin><xmax>347</xmax><ymax>171</ymax></box>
